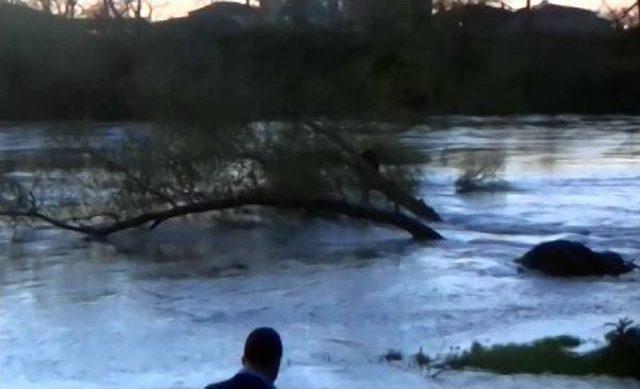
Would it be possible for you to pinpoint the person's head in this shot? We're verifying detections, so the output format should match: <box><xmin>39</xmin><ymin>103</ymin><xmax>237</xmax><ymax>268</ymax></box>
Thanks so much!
<box><xmin>241</xmin><ymin>327</ymin><xmax>283</xmax><ymax>382</ymax></box>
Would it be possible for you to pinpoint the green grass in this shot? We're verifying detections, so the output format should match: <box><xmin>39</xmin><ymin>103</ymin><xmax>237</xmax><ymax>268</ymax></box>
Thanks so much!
<box><xmin>445</xmin><ymin>330</ymin><xmax>640</xmax><ymax>379</ymax></box>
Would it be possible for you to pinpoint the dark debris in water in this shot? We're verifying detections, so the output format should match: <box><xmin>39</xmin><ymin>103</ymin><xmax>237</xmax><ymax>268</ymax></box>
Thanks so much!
<box><xmin>382</xmin><ymin>349</ymin><xmax>403</xmax><ymax>362</ymax></box>
<box><xmin>517</xmin><ymin>240</ymin><xmax>636</xmax><ymax>277</ymax></box>
<box><xmin>414</xmin><ymin>347</ymin><xmax>431</xmax><ymax>367</ymax></box>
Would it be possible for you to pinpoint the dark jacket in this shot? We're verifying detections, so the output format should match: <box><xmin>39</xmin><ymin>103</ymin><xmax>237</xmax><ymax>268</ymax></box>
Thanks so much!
<box><xmin>204</xmin><ymin>372</ymin><xmax>275</xmax><ymax>389</ymax></box>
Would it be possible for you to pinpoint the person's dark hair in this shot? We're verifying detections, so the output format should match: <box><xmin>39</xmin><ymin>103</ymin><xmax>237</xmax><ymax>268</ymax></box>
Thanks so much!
<box><xmin>244</xmin><ymin>327</ymin><xmax>283</xmax><ymax>369</ymax></box>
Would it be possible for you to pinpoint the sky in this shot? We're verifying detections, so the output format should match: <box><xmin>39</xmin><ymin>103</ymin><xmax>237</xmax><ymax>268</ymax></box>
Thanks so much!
<box><xmin>152</xmin><ymin>0</ymin><xmax>634</xmax><ymax>20</ymax></box>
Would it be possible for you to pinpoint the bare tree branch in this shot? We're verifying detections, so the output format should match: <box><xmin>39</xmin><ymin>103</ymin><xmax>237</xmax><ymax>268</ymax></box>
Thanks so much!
<box><xmin>87</xmin><ymin>150</ymin><xmax>178</xmax><ymax>207</ymax></box>
<box><xmin>297</xmin><ymin>117</ymin><xmax>442</xmax><ymax>221</ymax></box>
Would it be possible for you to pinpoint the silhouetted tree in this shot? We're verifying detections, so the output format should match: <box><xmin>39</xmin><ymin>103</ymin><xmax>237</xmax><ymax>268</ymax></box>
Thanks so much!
<box><xmin>69</xmin><ymin>0</ymin><xmax>151</xmax><ymax>19</ymax></box>
<box><xmin>0</xmin><ymin>121</ymin><xmax>442</xmax><ymax>240</ymax></box>
<box><xmin>281</xmin><ymin>0</ymin><xmax>326</xmax><ymax>23</ymax></box>
<box><xmin>13</xmin><ymin>0</ymin><xmax>84</xmax><ymax>18</ymax></box>
<box><xmin>345</xmin><ymin>0</ymin><xmax>432</xmax><ymax>23</ymax></box>
<box><xmin>604</xmin><ymin>1</ymin><xmax>640</xmax><ymax>28</ymax></box>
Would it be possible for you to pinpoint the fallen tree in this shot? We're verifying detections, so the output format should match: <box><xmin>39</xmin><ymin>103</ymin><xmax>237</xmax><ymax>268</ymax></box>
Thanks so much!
<box><xmin>0</xmin><ymin>193</ymin><xmax>442</xmax><ymax>240</ymax></box>
<box><xmin>0</xmin><ymin>120</ymin><xmax>443</xmax><ymax>241</ymax></box>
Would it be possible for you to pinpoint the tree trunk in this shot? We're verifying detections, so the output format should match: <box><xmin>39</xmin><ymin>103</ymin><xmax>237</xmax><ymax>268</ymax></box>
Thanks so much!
<box><xmin>40</xmin><ymin>0</ymin><xmax>53</xmax><ymax>14</ymax></box>
<box><xmin>64</xmin><ymin>0</ymin><xmax>77</xmax><ymax>18</ymax></box>
<box><xmin>103</xmin><ymin>0</ymin><xmax>122</xmax><ymax>19</ymax></box>
<box><xmin>1</xmin><ymin>195</ymin><xmax>443</xmax><ymax>240</ymax></box>
<box><xmin>135</xmin><ymin>0</ymin><xmax>142</xmax><ymax>19</ymax></box>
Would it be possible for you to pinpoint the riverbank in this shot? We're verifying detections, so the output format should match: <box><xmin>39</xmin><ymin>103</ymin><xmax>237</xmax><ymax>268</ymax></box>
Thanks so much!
<box><xmin>2</xmin><ymin>3</ymin><xmax>640</xmax><ymax>122</ymax></box>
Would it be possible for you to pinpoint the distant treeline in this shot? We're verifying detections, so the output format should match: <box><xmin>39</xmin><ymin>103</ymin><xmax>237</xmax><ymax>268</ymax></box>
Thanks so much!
<box><xmin>1</xmin><ymin>3</ymin><xmax>639</xmax><ymax>122</ymax></box>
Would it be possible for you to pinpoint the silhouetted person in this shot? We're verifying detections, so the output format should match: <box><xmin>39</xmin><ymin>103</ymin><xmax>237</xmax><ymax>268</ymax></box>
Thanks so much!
<box><xmin>205</xmin><ymin>328</ymin><xmax>283</xmax><ymax>389</ymax></box>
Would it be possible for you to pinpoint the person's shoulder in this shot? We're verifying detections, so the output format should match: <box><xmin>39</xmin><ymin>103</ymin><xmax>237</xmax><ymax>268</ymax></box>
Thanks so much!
<box><xmin>204</xmin><ymin>379</ymin><xmax>231</xmax><ymax>389</ymax></box>
<box><xmin>204</xmin><ymin>373</ymin><xmax>273</xmax><ymax>389</ymax></box>
<box><xmin>203</xmin><ymin>377</ymin><xmax>238</xmax><ymax>389</ymax></box>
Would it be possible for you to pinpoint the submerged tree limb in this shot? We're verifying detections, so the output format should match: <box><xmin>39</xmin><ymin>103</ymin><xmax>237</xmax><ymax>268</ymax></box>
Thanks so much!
<box><xmin>0</xmin><ymin>194</ymin><xmax>443</xmax><ymax>241</ymax></box>
<box><xmin>298</xmin><ymin>118</ymin><xmax>442</xmax><ymax>222</ymax></box>
<box><xmin>0</xmin><ymin>209</ymin><xmax>101</xmax><ymax>235</ymax></box>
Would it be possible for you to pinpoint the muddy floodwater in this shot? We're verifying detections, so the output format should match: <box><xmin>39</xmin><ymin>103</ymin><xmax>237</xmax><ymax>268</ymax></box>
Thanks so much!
<box><xmin>1</xmin><ymin>117</ymin><xmax>639</xmax><ymax>389</ymax></box>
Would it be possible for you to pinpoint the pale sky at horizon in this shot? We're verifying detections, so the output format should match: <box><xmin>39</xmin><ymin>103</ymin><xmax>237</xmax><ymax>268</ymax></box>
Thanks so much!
<box><xmin>152</xmin><ymin>0</ymin><xmax>633</xmax><ymax>20</ymax></box>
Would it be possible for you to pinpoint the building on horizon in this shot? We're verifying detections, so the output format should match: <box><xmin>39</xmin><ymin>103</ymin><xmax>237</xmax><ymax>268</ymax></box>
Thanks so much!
<box><xmin>344</xmin><ymin>0</ymin><xmax>432</xmax><ymax>23</ymax></box>
<box><xmin>507</xmin><ymin>1</ymin><xmax>613</xmax><ymax>36</ymax></box>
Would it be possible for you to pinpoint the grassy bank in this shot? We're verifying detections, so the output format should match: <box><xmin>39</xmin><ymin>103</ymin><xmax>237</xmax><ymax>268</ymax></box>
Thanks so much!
<box><xmin>387</xmin><ymin>318</ymin><xmax>640</xmax><ymax>380</ymax></box>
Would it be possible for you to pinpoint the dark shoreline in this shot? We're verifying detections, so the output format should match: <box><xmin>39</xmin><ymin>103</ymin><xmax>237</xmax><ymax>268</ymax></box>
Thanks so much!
<box><xmin>2</xmin><ymin>3</ymin><xmax>640</xmax><ymax>123</ymax></box>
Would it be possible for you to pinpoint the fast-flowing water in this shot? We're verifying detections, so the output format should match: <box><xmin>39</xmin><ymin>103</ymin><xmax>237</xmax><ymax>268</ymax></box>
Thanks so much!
<box><xmin>1</xmin><ymin>117</ymin><xmax>639</xmax><ymax>389</ymax></box>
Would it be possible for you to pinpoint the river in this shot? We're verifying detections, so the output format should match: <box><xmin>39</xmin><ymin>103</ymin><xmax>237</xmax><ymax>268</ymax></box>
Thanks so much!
<box><xmin>0</xmin><ymin>116</ymin><xmax>639</xmax><ymax>389</ymax></box>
